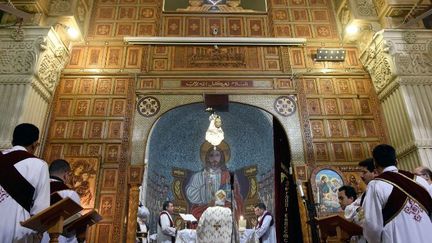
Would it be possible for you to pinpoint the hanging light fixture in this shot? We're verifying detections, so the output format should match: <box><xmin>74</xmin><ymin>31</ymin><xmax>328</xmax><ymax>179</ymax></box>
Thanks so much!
<box><xmin>205</xmin><ymin>108</ymin><xmax>224</xmax><ymax>147</ymax></box>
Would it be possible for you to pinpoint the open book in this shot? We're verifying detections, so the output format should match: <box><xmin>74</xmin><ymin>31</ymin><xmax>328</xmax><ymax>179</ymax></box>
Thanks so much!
<box><xmin>179</xmin><ymin>213</ymin><xmax>197</xmax><ymax>222</ymax></box>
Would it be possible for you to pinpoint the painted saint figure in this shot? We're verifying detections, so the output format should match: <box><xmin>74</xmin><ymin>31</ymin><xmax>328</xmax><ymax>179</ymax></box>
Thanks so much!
<box><xmin>186</xmin><ymin>146</ymin><xmax>243</xmax><ymax>220</ymax></box>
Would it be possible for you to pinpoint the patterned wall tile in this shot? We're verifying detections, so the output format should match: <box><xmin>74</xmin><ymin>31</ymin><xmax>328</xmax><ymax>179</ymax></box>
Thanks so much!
<box><xmin>102</xmin><ymin>169</ymin><xmax>118</xmax><ymax>190</ymax></box>
<box><xmin>68</xmin><ymin>48</ymin><xmax>85</xmax><ymax>68</ymax></box>
<box><xmin>346</xmin><ymin>120</ymin><xmax>361</xmax><ymax>137</ymax></box>
<box><xmin>96</xmin><ymin>79</ymin><xmax>113</xmax><ymax>94</ymax></box>
<box><xmin>323</xmin><ymin>99</ymin><xmax>339</xmax><ymax>115</ymax></box>
<box><xmin>307</xmin><ymin>98</ymin><xmax>321</xmax><ymax>115</ymax></box>
<box><xmin>125</xmin><ymin>47</ymin><xmax>142</xmax><ymax>68</ymax></box>
<box><xmin>313</xmin><ymin>142</ymin><xmax>329</xmax><ymax>161</ymax></box>
<box><xmin>75</xmin><ymin>99</ymin><xmax>91</xmax><ymax>116</ymax></box>
<box><xmin>207</xmin><ymin>18</ymin><xmax>223</xmax><ymax>36</ymax></box>
<box><xmin>327</xmin><ymin>120</ymin><xmax>343</xmax><ymax>137</ymax></box>
<box><xmin>272</xmin><ymin>9</ymin><xmax>289</xmax><ymax>21</ymax></box>
<box><xmin>94</xmin><ymin>23</ymin><xmax>113</xmax><ymax>37</ymax></box>
<box><xmin>186</xmin><ymin>18</ymin><xmax>202</xmax><ymax>36</ymax></box>
<box><xmin>359</xmin><ymin>99</ymin><xmax>372</xmax><ymax>115</ymax></box>
<box><xmin>116</xmin><ymin>23</ymin><xmax>135</xmax><ymax>36</ymax></box>
<box><xmin>227</xmin><ymin>18</ymin><xmax>243</xmax><ymax>36</ymax></box>
<box><xmin>99</xmin><ymin>194</ymin><xmax>116</xmax><ymax>218</ymax></box>
<box><xmin>70</xmin><ymin>121</ymin><xmax>87</xmax><ymax>139</ymax></box>
<box><xmin>79</xmin><ymin>79</ymin><xmax>96</xmax><ymax>94</ymax></box>
<box><xmin>52</xmin><ymin>121</ymin><xmax>68</xmax><ymax>139</ymax></box>
<box><xmin>114</xmin><ymin>79</ymin><xmax>129</xmax><ymax>94</ymax></box>
<box><xmin>249</xmin><ymin>19</ymin><xmax>265</xmax><ymax>36</ymax></box>
<box><xmin>304</xmin><ymin>79</ymin><xmax>317</xmax><ymax>94</ymax></box>
<box><xmin>105</xmin><ymin>144</ymin><xmax>121</xmax><ymax>162</ymax></box>
<box><xmin>363</xmin><ymin>120</ymin><xmax>377</xmax><ymax>137</ymax></box>
<box><xmin>291</xmin><ymin>9</ymin><xmax>309</xmax><ymax>22</ymax></box>
<box><xmin>108</xmin><ymin>121</ymin><xmax>123</xmax><ymax>139</ymax></box>
<box><xmin>96</xmin><ymin>224</ymin><xmax>112</xmax><ymax>243</ymax></box>
<box><xmin>350</xmin><ymin>143</ymin><xmax>364</xmax><ymax>161</ymax></box>
<box><xmin>106</xmin><ymin>47</ymin><xmax>124</xmax><ymax>68</ymax></box>
<box><xmin>137</xmin><ymin>23</ymin><xmax>156</xmax><ymax>36</ymax></box>
<box><xmin>111</xmin><ymin>99</ymin><xmax>126</xmax><ymax>116</ymax></box>
<box><xmin>341</xmin><ymin>99</ymin><xmax>356</xmax><ymax>115</ymax></box>
<box><xmin>87</xmin><ymin>144</ymin><xmax>103</xmax><ymax>156</ymax></box>
<box><xmin>318</xmin><ymin>79</ymin><xmax>334</xmax><ymax>94</ymax></box>
<box><xmin>93</xmin><ymin>99</ymin><xmax>109</xmax><ymax>116</ymax></box>
<box><xmin>335</xmin><ymin>79</ymin><xmax>351</xmax><ymax>94</ymax></box>
<box><xmin>332</xmin><ymin>143</ymin><xmax>346</xmax><ymax>161</ymax></box>
<box><xmin>166</xmin><ymin>17</ymin><xmax>182</xmax><ymax>36</ymax></box>
<box><xmin>310</xmin><ymin>120</ymin><xmax>325</xmax><ymax>138</ymax></box>
<box><xmin>60</xmin><ymin>79</ymin><xmax>77</xmax><ymax>94</ymax></box>
<box><xmin>274</xmin><ymin>24</ymin><xmax>291</xmax><ymax>36</ymax></box>
<box><xmin>89</xmin><ymin>121</ymin><xmax>105</xmax><ymax>139</ymax></box>
<box><xmin>294</xmin><ymin>25</ymin><xmax>312</xmax><ymax>38</ymax></box>
<box><xmin>86</xmin><ymin>47</ymin><xmax>105</xmax><ymax>67</ymax></box>
<box><xmin>56</xmin><ymin>99</ymin><xmax>73</xmax><ymax>117</ymax></box>
<box><xmin>118</xmin><ymin>6</ymin><xmax>136</xmax><ymax>20</ymax></box>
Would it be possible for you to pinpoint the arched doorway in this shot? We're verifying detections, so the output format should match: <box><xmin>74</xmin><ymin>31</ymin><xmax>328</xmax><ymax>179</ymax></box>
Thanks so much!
<box><xmin>140</xmin><ymin>101</ymin><xmax>302</xmax><ymax>241</ymax></box>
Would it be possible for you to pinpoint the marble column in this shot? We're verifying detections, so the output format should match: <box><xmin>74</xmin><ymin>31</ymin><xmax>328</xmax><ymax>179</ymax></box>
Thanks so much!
<box><xmin>361</xmin><ymin>29</ymin><xmax>432</xmax><ymax>170</ymax></box>
<box><xmin>0</xmin><ymin>26</ymin><xmax>69</xmax><ymax>150</ymax></box>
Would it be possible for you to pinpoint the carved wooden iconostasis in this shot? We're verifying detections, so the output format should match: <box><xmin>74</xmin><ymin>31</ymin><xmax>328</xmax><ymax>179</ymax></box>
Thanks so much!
<box><xmin>41</xmin><ymin>0</ymin><xmax>388</xmax><ymax>242</ymax></box>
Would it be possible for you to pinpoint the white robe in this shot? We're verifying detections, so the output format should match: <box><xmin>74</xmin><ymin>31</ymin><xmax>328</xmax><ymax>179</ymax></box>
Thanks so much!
<box><xmin>157</xmin><ymin>211</ymin><xmax>176</xmax><ymax>243</ymax></box>
<box><xmin>196</xmin><ymin>206</ymin><xmax>232</xmax><ymax>243</ymax></box>
<box><xmin>344</xmin><ymin>198</ymin><xmax>366</xmax><ymax>243</ymax></box>
<box><xmin>363</xmin><ymin>166</ymin><xmax>432</xmax><ymax>243</ymax></box>
<box><xmin>0</xmin><ymin>146</ymin><xmax>50</xmax><ymax>243</ymax></box>
<box><xmin>255</xmin><ymin>211</ymin><xmax>276</xmax><ymax>243</ymax></box>
<box><xmin>41</xmin><ymin>179</ymin><xmax>82</xmax><ymax>243</ymax></box>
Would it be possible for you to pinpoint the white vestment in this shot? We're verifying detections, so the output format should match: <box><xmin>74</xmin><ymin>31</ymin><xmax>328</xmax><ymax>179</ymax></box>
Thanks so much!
<box><xmin>255</xmin><ymin>211</ymin><xmax>276</xmax><ymax>243</ymax></box>
<box><xmin>0</xmin><ymin>146</ymin><xmax>50</xmax><ymax>243</ymax></box>
<box><xmin>41</xmin><ymin>178</ymin><xmax>81</xmax><ymax>243</ymax></box>
<box><xmin>344</xmin><ymin>198</ymin><xmax>366</xmax><ymax>243</ymax></box>
<box><xmin>363</xmin><ymin>166</ymin><xmax>432</xmax><ymax>243</ymax></box>
<box><xmin>186</xmin><ymin>168</ymin><xmax>224</xmax><ymax>205</ymax></box>
<box><xmin>157</xmin><ymin>211</ymin><xmax>176</xmax><ymax>243</ymax></box>
<box><xmin>196</xmin><ymin>206</ymin><xmax>232</xmax><ymax>243</ymax></box>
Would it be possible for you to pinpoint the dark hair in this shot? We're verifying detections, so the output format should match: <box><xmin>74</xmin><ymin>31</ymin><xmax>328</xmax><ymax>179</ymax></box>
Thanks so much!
<box><xmin>163</xmin><ymin>200</ymin><xmax>173</xmax><ymax>210</ymax></box>
<box><xmin>418</xmin><ymin>167</ymin><xmax>432</xmax><ymax>179</ymax></box>
<box><xmin>49</xmin><ymin>159</ymin><xmax>71</xmax><ymax>175</ymax></box>
<box><xmin>205</xmin><ymin>147</ymin><xmax>227</xmax><ymax>170</ymax></box>
<box><xmin>254</xmin><ymin>202</ymin><xmax>266</xmax><ymax>210</ymax></box>
<box><xmin>372</xmin><ymin>144</ymin><xmax>397</xmax><ymax>168</ymax></box>
<box><xmin>358</xmin><ymin>158</ymin><xmax>375</xmax><ymax>172</ymax></box>
<box><xmin>12</xmin><ymin>123</ymin><xmax>39</xmax><ymax>147</ymax></box>
<box><xmin>338</xmin><ymin>185</ymin><xmax>357</xmax><ymax>200</ymax></box>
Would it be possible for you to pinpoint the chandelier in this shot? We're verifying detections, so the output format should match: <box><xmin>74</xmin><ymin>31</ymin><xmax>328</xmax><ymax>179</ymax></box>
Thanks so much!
<box><xmin>205</xmin><ymin>108</ymin><xmax>224</xmax><ymax>146</ymax></box>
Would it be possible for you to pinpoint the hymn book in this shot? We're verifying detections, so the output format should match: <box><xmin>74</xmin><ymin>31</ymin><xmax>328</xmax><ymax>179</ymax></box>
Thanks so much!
<box><xmin>179</xmin><ymin>213</ymin><xmax>197</xmax><ymax>222</ymax></box>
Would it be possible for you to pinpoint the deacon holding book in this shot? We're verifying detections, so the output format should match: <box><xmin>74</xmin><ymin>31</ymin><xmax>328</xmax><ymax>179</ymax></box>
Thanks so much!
<box><xmin>363</xmin><ymin>144</ymin><xmax>432</xmax><ymax>243</ymax></box>
<box><xmin>42</xmin><ymin>159</ymin><xmax>81</xmax><ymax>243</ymax></box>
<box><xmin>196</xmin><ymin>189</ymin><xmax>232</xmax><ymax>243</ymax></box>
<box><xmin>0</xmin><ymin>123</ymin><xmax>51</xmax><ymax>242</ymax></box>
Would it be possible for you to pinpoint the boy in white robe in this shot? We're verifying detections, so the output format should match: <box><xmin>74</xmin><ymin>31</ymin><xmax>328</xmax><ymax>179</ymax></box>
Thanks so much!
<box><xmin>363</xmin><ymin>144</ymin><xmax>432</xmax><ymax>243</ymax></box>
<box><xmin>0</xmin><ymin>123</ymin><xmax>50</xmax><ymax>243</ymax></box>
<box><xmin>41</xmin><ymin>159</ymin><xmax>81</xmax><ymax>243</ymax></box>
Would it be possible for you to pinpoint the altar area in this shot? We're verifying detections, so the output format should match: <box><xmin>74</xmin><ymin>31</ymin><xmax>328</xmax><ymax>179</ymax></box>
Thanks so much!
<box><xmin>175</xmin><ymin>228</ymin><xmax>256</xmax><ymax>243</ymax></box>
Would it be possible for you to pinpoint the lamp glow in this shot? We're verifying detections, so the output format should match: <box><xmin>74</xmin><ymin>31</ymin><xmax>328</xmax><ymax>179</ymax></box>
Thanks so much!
<box><xmin>345</xmin><ymin>24</ymin><xmax>359</xmax><ymax>35</ymax></box>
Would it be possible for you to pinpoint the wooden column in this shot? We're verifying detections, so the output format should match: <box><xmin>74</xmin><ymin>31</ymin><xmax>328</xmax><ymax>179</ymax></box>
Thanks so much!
<box><xmin>126</xmin><ymin>165</ymin><xmax>144</xmax><ymax>243</ymax></box>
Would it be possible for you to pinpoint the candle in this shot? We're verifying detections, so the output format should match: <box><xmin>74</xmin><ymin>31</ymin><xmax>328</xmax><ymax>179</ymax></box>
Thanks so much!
<box><xmin>297</xmin><ymin>180</ymin><xmax>304</xmax><ymax>197</ymax></box>
<box><xmin>239</xmin><ymin>215</ymin><xmax>246</xmax><ymax>231</ymax></box>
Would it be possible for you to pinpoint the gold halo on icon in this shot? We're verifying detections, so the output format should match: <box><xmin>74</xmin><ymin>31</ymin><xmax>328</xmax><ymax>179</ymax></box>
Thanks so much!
<box><xmin>200</xmin><ymin>141</ymin><xmax>231</xmax><ymax>164</ymax></box>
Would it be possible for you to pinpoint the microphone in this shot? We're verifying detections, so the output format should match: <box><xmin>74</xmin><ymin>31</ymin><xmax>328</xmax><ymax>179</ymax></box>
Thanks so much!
<box><xmin>230</xmin><ymin>171</ymin><xmax>235</xmax><ymax>190</ymax></box>
<box><xmin>297</xmin><ymin>180</ymin><xmax>305</xmax><ymax>198</ymax></box>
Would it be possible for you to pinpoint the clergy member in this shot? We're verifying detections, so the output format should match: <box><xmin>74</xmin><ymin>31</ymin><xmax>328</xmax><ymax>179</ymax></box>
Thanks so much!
<box><xmin>137</xmin><ymin>204</ymin><xmax>150</xmax><ymax>243</ymax></box>
<box><xmin>254</xmin><ymin>202</ymin><xmax>276</xmax><ymax>243</ymax></box>
<box><xmin>42</xmin><ymin>159</ymin><xmax>81</xmax><ymax>243</ymax></box>
<box><xmin>157</xmin><ymin>200</ymin><xmax>177</xmax><ymax>243</ymax></box>
<box><xmin>196</xmin><ymin>189</ymin><xmax>232</xmax><ymax>243</ymax></box>
<box><xmin>363</xmin><ymin>144</ymin><xmax>432</xmax><ymax>243</ymax></box>
<box><xmin>0</xmin><ymin>123</ymin><xmax>50</xmax><ymax>242</ymax></box>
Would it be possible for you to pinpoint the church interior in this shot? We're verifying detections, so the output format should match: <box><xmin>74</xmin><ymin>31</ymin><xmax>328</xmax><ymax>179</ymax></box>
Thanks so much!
<box><xmin>1</xmin><ymin>0</ymin><xmax>432</xmax><ymax>242</ymax></box>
